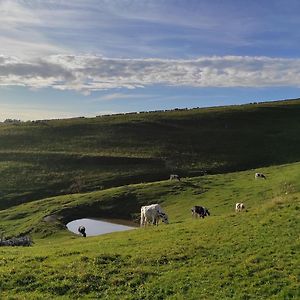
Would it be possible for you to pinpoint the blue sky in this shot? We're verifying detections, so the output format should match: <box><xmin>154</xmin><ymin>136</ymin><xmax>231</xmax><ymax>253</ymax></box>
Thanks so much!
<box><xmin>1</xmin><ymin>0</ymin><xmax>300</xmax><ymax>120</ymax></box>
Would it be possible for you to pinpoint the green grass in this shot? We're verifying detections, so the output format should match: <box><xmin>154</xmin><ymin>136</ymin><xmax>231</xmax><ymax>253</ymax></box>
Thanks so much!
<box><xmin>0</xmin><ymin>151</ymin><xmax>166</xmax><ymax>209</ymax></box>
<box><xmin>0</xmin><ymin>99</ymin><xmax>300</xmax><ymax>299</ymax></box>
<box><xmin>2</xmin><ymin>99</ymin><xmax>300</xmax><ymax>209</ymax></box>
<box><xmin>0</xmin><ymin>162</ymin><xmax>299</xmax><ymax>299</ymax></box>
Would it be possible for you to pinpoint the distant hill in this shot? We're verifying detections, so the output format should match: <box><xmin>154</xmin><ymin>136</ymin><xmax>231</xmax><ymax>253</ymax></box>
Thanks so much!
<box><xmin>1</xmin><ymin>98</ymin><xmax>300</xmax><ymax>209</ymax></box>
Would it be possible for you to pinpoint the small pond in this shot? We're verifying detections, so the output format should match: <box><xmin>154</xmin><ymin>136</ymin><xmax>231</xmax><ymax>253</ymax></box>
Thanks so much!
<box><xmin>66</xmin><ymin>218</ymin><xmax>137</xmax><ymax>237</ymax></box>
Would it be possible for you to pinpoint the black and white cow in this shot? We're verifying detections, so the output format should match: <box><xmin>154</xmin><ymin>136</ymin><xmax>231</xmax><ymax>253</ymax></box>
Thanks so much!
<box><xmin>255</xmin><ymin>172</ymin><xmax>266</xmax><ymax>179</ymax></box>
<box><xmin>78</xmin><ymin>225</ymin><xmax>86</xmax><ymax>237</ymax></box>
<box><xmin>235</xmin><ymin>203</ymin><xmax>245</xmax><ymax>212</ymax></box>
<box><xmin>191</xmin><ymin>206</ymin><xmax>210</xmax><ymax>218</ymax></box>
<box><xmin>170</xmin><ymin>174</ymin><xmax>181</xmax><ymax>181</ymax></box>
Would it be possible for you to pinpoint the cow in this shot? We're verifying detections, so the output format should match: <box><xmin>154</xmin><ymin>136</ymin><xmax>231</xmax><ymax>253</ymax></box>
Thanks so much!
<box><xmin>191</xmin><ymin>206</ymin><xmax>210</xmax><ymax>218</ymax></box>
<box><xmin>170</xmin><ymin>174</ymin><xmax>181</xmax><ymax>181</ymax></box>
<box><xmin>255</xmin><ymin>172</ymin><xmax>266</xmax><ymax>179</ymax></box>
<box><xmin>78</xmin><ymin>225</ymin><xmax>86</xmax><ymax>237</ymax></box>
<box><xmin>235</xmin><ymin>203</ymin><xmax>245</xmax><ymax>212</ymax></box>
<box><xmin>140</xmin><ymin>204</ymin><xmax>169</xmax><ymax>227</ymax></box>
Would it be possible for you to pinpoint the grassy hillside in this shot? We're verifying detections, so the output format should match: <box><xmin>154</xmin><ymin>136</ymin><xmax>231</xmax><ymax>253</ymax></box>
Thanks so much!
<box><xmin>0</xmin><ymin>162</ymin><xmax>299</xmax><ymax>299</ymax></box>
<box><xmin>1</xmin><ymin>99</ymin><xmax>300</xmax><ymax>209</ymax></box>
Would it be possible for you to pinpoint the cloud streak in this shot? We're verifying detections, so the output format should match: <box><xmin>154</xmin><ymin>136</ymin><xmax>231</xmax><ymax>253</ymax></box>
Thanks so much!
<box><xmin>2</xmin><ymin>1</ymin><xmax>300</xmax><ymax>59</ymax></box>
<box><xmin>1</xmin><ymin>55</ymin><xmax>300</xmax><ymax>93</ymax></box>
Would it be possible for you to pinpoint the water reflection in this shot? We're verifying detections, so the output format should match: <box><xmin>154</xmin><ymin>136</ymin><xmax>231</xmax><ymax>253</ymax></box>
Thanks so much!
<box><xmin>66</xmin><ymin>218</ymin><xmax>136</xmax><ymax>237</ymax></box>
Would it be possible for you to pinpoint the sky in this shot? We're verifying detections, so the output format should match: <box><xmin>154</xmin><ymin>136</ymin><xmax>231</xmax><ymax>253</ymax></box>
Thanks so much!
<box><xmin>1</xmin><ymin>0</ymin><xmax>300</xmax><ymax>120</ymax></box>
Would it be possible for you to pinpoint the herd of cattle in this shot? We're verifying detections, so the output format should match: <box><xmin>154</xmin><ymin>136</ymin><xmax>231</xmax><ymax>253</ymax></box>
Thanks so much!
<box><xmin>139</xmin><ymin>172</ymin><xmax>266</xmax><ymax>226</ymax></box>
<box><xmin>77</xmin><ymin>172</ymin><xmax>266</xmax><ymax>235</ymax></box>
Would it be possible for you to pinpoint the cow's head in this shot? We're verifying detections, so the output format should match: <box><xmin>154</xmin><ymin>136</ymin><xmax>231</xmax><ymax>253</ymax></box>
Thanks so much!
<box><xmin>159</xmin><ymin>212</ymin><xmax>169</xmax><ymax>224</ymax></box>
<box><xmin>205</xmin><ymin>208</ymin><xmax>210</xmax><ymax>216</ymax></box>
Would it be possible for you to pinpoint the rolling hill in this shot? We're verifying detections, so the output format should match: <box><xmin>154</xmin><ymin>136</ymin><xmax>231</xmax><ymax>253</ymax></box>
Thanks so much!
<box><xmin>1</xmin><ymin>99</ymin><xmax>300</xmax><ymax>209</ymax></box>
<box><xmin>0</xmin><ymin>99</ymin><xmax>299</xmax><ymax>299</ymax></box>
<box><xmin>0</xmin><ymin>162</ymin><xmax>299</xmax><ymax>299</ymax></box>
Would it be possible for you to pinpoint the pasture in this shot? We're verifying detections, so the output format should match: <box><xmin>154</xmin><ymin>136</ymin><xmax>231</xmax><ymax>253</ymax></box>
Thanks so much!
<box><xmin>2</xmin><ymin>99</ymin><xmax>300</xmax><ymax>210</ymax></box>
<box><xmin>0</xmin><ymin>100</ymin><xmax>300</xmax><ymax>299</ymax></box>
<box><xmin>0</xmin><ymin>162</ymin><xmax>299</xmax><ymax>299</ymax></box>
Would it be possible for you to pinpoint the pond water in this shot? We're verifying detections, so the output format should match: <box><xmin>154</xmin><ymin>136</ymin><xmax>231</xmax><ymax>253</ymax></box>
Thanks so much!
<box><xmin>66</xmin><ymin>218</ymin><xmax>136</xmax><ymax>237</ymax></box>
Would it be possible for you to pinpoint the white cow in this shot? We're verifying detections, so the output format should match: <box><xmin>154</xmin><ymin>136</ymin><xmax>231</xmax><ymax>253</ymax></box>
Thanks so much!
<box><xmin>140</xmin><ymin>204</ymin><xmax>169</xmax><ymax>227</ymax></box>
<box><xmin>170</xmin><ymin>174</ymin><xmax>181</xmax><ymax>181</ymax></box>
<box><xmin>235</xmin><ymin>203</ymin><xmax>245</xmax><ymax>212</ymax></box>
<box><xmin>255</xmin><ymin>172</ymin><xmax>266</xmax><ymax>179</ymax></box>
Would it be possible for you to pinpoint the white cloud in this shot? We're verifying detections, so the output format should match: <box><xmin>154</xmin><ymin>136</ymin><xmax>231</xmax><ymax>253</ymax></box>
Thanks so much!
<box><xmin>0</xmin><ymin>0</ymin><xmax>263</xmax><ymax>59</ymax></box>
<box><xmin>0</xmin><ymin>0</ymin><xmax>40</xmax><ymax>27</ymax></box>
<box><xmin>0</xmin><ymin>0</ymin><xmax>70</xmax><ymax>58</ymax></box>
<box><xmin>1</xmin><ymin>55</ymin><xmax>300</xmax><ymax>93</ymax></box>
<box><xmin>91</xmin><ymin>92</ymin><xmax>155</xmax><ymax>102</ymax></box>
<box><xmin>1</xmin><ymin>0</ymin><xmax>300</xmax><ymax>60</ymax></box>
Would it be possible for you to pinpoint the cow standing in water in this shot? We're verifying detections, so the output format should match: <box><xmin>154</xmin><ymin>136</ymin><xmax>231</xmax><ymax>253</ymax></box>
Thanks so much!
<box><xmin>78</xmin><ymin>226</ymin><xmax>86</xmax><ymax>237</ymax></box>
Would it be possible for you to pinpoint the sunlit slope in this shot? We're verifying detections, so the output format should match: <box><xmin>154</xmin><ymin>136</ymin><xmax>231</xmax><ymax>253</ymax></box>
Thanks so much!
<box><xmin>1</xmin><ymin>160</ymin><xmax>300</xmax><ymax>237</ymax></box>
<box><xmin>0</xmin><ymin>162</ymin><xmax>299</xmax><ymax>299</ymax></box>
<box><xmin>1</xmin><ymin>99</ymin><xmax>300</xmax><ymax>209</ymax></box>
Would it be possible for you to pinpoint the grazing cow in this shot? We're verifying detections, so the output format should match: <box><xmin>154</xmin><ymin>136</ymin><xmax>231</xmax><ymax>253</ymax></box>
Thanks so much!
<box><xmin>140</xmin><ymin>204</ymin><xmax>169</xmax><ymax>227</ymax></box>
<box><xmin>78</xmin><ymin>226</ymin><xmax>86</xmax><ymax>237</ymax></box>
<box><xmin>255</xmin><ymin>172</ymin><xmax>266</xmax><ymax>179</ymax></box>
<box><xmin>235</xmin><ymin>203</ymin><xmax>245</xmax><ymax>212</ymax></box>
<box><xmin>191</xmin><ymin>206</ymin><xmax>210</xmax><ymax>218</ymax></box>
<box><xmin>170</xmin><ymin>174</ymin><xmax>181</xmax><ymax>181</ymax></box>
